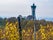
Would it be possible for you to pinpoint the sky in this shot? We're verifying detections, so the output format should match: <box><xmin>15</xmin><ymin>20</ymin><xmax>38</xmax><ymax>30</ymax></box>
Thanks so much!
<box><xmin>0</xmin><ymin>0</ymin><xmax>53</xmax><ymax>19</ymax></box>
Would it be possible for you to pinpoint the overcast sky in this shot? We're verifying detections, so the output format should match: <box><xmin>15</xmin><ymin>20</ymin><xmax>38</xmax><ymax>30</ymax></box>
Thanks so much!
<box><xmin>0</xmin><ymin>0</ymin><xmax>53</xmax><ymax>19</ymax></box>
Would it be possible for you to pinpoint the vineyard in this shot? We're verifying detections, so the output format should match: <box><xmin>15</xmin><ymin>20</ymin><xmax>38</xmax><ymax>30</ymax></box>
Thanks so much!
<box><xmin>0</xmin><ymin>18</ymin><xmax>53</xmax><ymax>40</ymax></box>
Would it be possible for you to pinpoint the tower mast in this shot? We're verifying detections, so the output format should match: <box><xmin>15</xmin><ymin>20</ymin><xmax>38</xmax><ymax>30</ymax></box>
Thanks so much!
<box><xmin>31</xmin><ymin>3</ymin><xmax>36</xmax><ymax>40</ymax></box>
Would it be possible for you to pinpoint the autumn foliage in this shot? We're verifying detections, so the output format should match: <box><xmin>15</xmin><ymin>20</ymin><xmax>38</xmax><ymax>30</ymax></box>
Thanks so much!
<box><xmin>0</xmin><ymin>19</ymin><xmax>53</xmax><ymax>40</ymax></box>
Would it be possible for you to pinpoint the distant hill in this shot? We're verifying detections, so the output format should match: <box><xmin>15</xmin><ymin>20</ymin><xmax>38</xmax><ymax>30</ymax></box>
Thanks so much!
<box><xmin>44</xmin><ymin>18</ymin><xmax>53</xmax><ymax>21</ymax></box>
<box><xmin>38</xmin><ymin>17</ymin><xmax>53</xmax><ymax>21</ymax></box>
